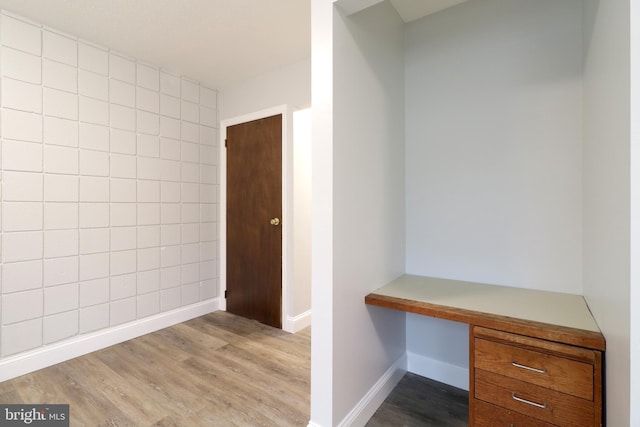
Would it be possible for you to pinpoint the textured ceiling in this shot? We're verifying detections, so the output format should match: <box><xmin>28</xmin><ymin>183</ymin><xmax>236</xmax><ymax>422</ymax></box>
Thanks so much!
<box><xmin>0</xmin><ymin>0</ymin><xmax>311</xmax><ymax>89</ymax></box>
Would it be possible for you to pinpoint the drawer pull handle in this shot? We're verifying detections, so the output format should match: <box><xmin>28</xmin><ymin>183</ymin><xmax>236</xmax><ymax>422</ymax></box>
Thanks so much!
<box><xmin>511</xmin><ymin>360</ymin><xmax>546</xmax><ymax>374</ymax></box>
<box><xmin>511</xmin><ymin>392</ymin><xmax>547</xmax><ymax>409</ymax></box>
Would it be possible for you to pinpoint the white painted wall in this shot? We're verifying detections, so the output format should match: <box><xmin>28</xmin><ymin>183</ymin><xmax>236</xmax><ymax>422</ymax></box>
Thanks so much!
<box><xmin>405</xmin><ymin>0</ymin><xmax>584</xmax><ymax>293</ymax></box>
<box><xmin>0</xmin><ymin>10</ymin><xmax>219</xmax><ymax>380</ymax></box>
<box><xmin>293</xmin><ymin>109</ymin><xmax>312</xmax><ymax>316</ymax></box>
<box><xmin>582</xmin><ymin>0</ymin><xmax>633</xmax><ymax>425</ymax></box>
<box><xmin>403</xmin><ymin>0</ymin><xmax>584</xmax><ymax>389</ymax></box>
<box><xmin>219</xmin><ymin>59</ymin><xmax>310</xmax><ymax>121</ymax></box>
<box><xmin>331</xmin><ymin>2</ymin><xmax>406</xmax><ymax>425</ymax></box>
<box><xmin>219</xmin><ymin>58</ymin><xmax>312</xmax><ymax>332</ymax></box>
<box><xmin>310</xmin><ymin>1</ymin><xmax>406</xmax><ymax>426</ymax></box>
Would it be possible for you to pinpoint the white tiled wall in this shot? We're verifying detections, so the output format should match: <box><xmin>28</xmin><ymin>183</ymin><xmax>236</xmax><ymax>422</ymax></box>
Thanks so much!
<box><xmin>0</xmin><ymin>11</ymin><xmax>219</xmax><ymax>358</ymax></box>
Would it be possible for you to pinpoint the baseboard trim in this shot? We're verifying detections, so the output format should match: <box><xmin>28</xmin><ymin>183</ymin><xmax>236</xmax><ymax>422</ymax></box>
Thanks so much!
<box><xmin>337</xmin><ymin>355</ymin><xmax>407</xmax><ymax>427</ymax></box>
<box><xmin>407</xmin><ymin>351</ymin><xmax>469</xmax><ymax>391</ymax></box>
<box><xmin>284</xmin><ymin>309</ymin><xmax>311</xmax><ymax>333</ymax></box>
<box><xmin>0</xmin><ymin>299</ymin><xmax>220</xmax><ymax>382</ymax></box>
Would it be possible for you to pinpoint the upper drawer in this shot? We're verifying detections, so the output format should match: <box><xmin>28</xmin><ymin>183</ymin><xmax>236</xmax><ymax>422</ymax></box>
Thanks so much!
<box><xmin>474</xmin><ymin>336</ymin><xmax>594</xmax><ymax>400</ymax></box>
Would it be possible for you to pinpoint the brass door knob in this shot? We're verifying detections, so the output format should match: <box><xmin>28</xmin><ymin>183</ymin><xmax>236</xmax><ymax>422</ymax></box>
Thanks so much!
<box><xmin>270</xmin><ymin>218</ymin><xmax>280</xmax><ymax>226</ymax></box>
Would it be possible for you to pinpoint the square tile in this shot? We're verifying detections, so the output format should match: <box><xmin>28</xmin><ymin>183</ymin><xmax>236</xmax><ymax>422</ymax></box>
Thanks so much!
<box><xmin>137</xmin><ymin>63</ymin><xmax>159</xmax><ymax>91</ymax></box>
<box><xmin>160</xmin><ymin>71</ymin><xmax>180</xmax><ymax>97</ymax></box>
<box><xmin>137</xmin><ymin>134</ymin><xmax>160</xmax><ymax>158</ymax></box>
<box><xmin>181</xmin><ymin>262</ymin><xmax>199</xmax><ymax>285</ymax></box>
<box><xmin>110</xmin><ymin>129</ymin><xmax>136</xmax><ymax>155</ymax></box>
<box><xmin>160</xmin><ymin>160</ymin><xmax>181</xmax><ymax>182</ymax></box>
<box><xmin>44</xmin><ymin>88</ymin><xmax>78</xmax><ymax>120</ymax></box>
<box><xmin>110</xmin><ymin>203</ymin><xmax>137</xmax><ymax>227</ymax></box>
<box><xmin>44</xmin><ymin>116</ymin><xmax>78</xmax><ymax>148</ymax></box>
<box><xmin>2</xmin><ymin>47</ymin><xmax>41</xmax><ymax>84</ymax></box>
<box><xmin>200</xmin><ymin>184</ymin><xmax>217</xmax><ymax>203</ymax></box>
<box><xmin>161</xmin><ymin>182</ymin><xmax>181</xmax><ymax>203</ymax></box>
<box><xmin>181</xmin><ymin>79</ymin><xmax>199</xmax><ymax>103</ymax></box>
<box><xmin>137</xmin><ymin>203</ymin><xmax>160</xmax><ymax>225</ymax></box>
<box><xmin>44</xmin><ymin>256</ymin><xmax>79</xmax><ymax>287</ymax></box>
<box><xmin>79</xmin><ymin>303</ymin><xmax>109</xmax><ymax>333</ymax></box>
<box><xmin>161</xmin><ymin>225</ymin><xmax>181</xmax><ymax>247</ymax></box>
<box><xmin>110</xmin><ymin>250</ymin><xmax>137</xmax><ymax>276</ymax></box>
<box><xmin>79</xmin><ymin>278</ymin><xmax>109</xmax><ymax>308</ymax></box>
<box><xmin>44</xmin><ymin>203</ymin><xmax>78</xmax><ymax>230</ymax></box>
<box><xmin>2</xmin><ymin>78</ymin><xmax>42</xmax><ymax>113</ymax></box>
<box><xmin>110</xmin><ymin>297</ymin><xmax>136</xmax><ymax>326</ymax></box>
<box><xmin>137</xmin><ymin>292</ymin><xmax>160</xmax><ymax>318</ymax></box>
<box><xmin>44</xmin><ymin>311</ymin><xmax>78</xmax><ymax>344</ymax></box>
<box><xmin>159</xmin><ymin>116</ymin><xmax>180</xmax><ymax>139</ymax></box>
<box><xmin>2</xmin><ymin>139</ymin><xmax>43</xmax><ymax>172</ymax></box>
<box><xmin>200</xmin><ymin>125</ymin><xmax>217</xmax><ymax>146</ymax></box>
<box><xmin>137</xmin><ymin>247</ymin><xmax>160</xmax><ymax>271</ymax></box>
<box><xmin>110</xmin><ymin>79</ymin><xmax>135</xmax><ymax>107</ymax></box>
<box><xmin>161</xmin><ymin>203</ymin><xmax>181</xmax><ymax>224</ymax></box>
<box><xmin>2</xmin><ymin>260</ymin><xmax>43</xmax><ymax>293</ymax></box>
<box><xmin>160</xmin><ymin>94</ymin><xmax>180</xmax><ymax>119</ymax></box>
<box><xmin>200</xmin><ymin>87</ymin><xmax>217</xmax><ymax>109</ymax></box>
<box><xmin>3</xmin><ymin>171</ymin><xmax>43</xmax><ymax>201</ymax></box>
<box><xmin>78</xmin><ymin>69</ymin><xmax>108</xmax><ymax>101</ymax></box>
<box><xmin>181</xmin><ymin>203</ymin><xmax>199</xmax><ymax>223</ymax></box>
<box><xmin>199</xmin><ymin>107</ymin><xmax>217</xmax><ymax>128</ymax></box>
<box><xmin>79</xmin><ymin>96</ymin><xmax>109</xmax><ymax>126</ymax></box>
<box><xmin>2</xmin><ymin>289</ymin><xmax>43</xmax><ymax>324</ymax></box>
<box><xmin>44</xmin><ymin>282</ymin><xmax>78</xmax><ymax>315</ymax></box>
<box><xmin>200</xmin><ymin>204</ymin><xmax>217</xmax><ymax>222</ymax></box>
<box><xmin>79</xmin><ymin>149</ymin><xmax>110</xmax><ymax>177</ymax></box>
<box><xmin>161</xmin><ymin>266</ymin><xmax>180</xmax><ymax>289</ymax></box>
<box><xmin>160</xmin><ymin>137</ymin><xmax>180</xmax><ymax>160</ymax></box>
<box><xmin>80</xmin><ymin>176</ymin><xmax>110</xmax><ymax>202</ymax></box>
<box><xmin>2</xmin><ymin>14</ymin><xmax>41</xmax><ymax>55</ymax></box>
<box><xmin>79</xmin><ymin>123</ymin><xmax>109</xmax><ymax>152</ymax></box>
<box><xmin>43</xmin><ymin>29</ymin><xmax>77</xmax><ymax>66</ymax></box>
<box><xmin>181</xmin><ymin>121</ymin><xmax>199</xmax><ymax>143</ymax></box>
<box><xmin>109</xmin><ymin>53</ymin><xmax>136</xmax><ymax>83</ymax></box>
<box><xmin>137</xmin><ymin>225</ymin><xmax>160</xmax><ymax>248</ymax></box>
<box><xmin>137</xmin><ymin>269</ymin><xmax>160</xmax><ymax>294</ymax></box>
<box><xmin>110</xmin><ymin>153</ymin><xmax>136</xmax><ymax>178</ymax></box>
<box><xmin>44</xmin><ymin>145</ymin><xmax>79</xmax><ymax>174</ymax></box>
<box><xmin>44</xmin><ymin>174</ymin><xmax>79</xmax><ymax>202</ymax></box>
<box><xmin>111</xmin><ymin>273</ymin><xmax>136</xmax><ymax>300</ymax></box>
<box><xmin>111</xmin><ymin>226</ymin><xmax>137</xmax><ymax>251</ymax></box>
<box><xmin>182</xmin><ymin>223</ymin><xmax>200</xmax><ymax>244</ymax></box>
<box><xmin>3</xmin><ymin>201</ymin><xmax>43</xmax><ymax>231</ymax></box>
<box><xmin>110</xmin><ymin>104</ymin><xmax>136</xmax><ymax>131</ymax></box>
<box><xmin>160</xmin><ymin>244</ymin><xmax>181</xmax><ymax>267</ymax></box>
<box><xmin>181</xmin><ymin>163</ymin><xmax>199</xmax><ymax>183</ymax></box>
<box><xmin>1</xmin><ymin>318</ymin><xmax>42</xmax><ymax>356</ymax></box>
<box><xmin>79</xmin><ymin>252</ymin><xmax>109</xmax><ymax>281</ymax></box>
<box><xmin>79</xmin><ymin>228</ymin><xmax>109</xmax><ymax>255</ymax></box>
<box><xmin>2</xmin><ymin>231</ymin><xmax>43</xmax><ymax>263</ymax></box>
<box><xmin>79</xmin><ymin>202</ymin><xmax>109</xmax><ymax>228</ymax></box>
<box><xmin>43</xmin><ymin>59</ymin><xmax>77</xmax><ymax>93</ymax></box>
<box><xmin>160</xmin><ymin>287</ymin><xmax>181</xmax><ymax>311</ymax></box>
<box><xmin>2</xmin><ymin>108</ymin><xmax>42</xmax><ymax>142</ymax></box>
<box><xmin>44</xmin><ymin>229</ymin><xmax>78</xmax><ymax>258</ymax></box>
<box><xmin>137</xmin><ymin>111</ymin><xmax>159</xmax><ymax>135</ymax></box>
<box><xmin>110</xmin><ymin>178</ymin><xmax>136</xmax><ymax>202</ymax></box>
<box><xmin>181</xmin><ymin>282</ymin><xmax>199</xmax><ymax>306</ymax></box>
<box><xmin>181</xmin><ymin>100</ymin><xmax>198</xmax><ymax>123</ymax></box>
<box><xmin>137</xmin><ymin>181</ymin><xmax>160</xmax><ymax>203</ymax></box>
<box><xmin>137</xmin><ymin>87</ymin><xmax>159</xmax><ymax>113</ymax></box>
<box><xmin>137</xmin><ymin>157</ymin><xmax>161</xmax><ymax>180</ymax></box>
<box><xmin>79</xmin><ymin>41</ymin><xmax>108</xmax><ymax>75</ymax></box>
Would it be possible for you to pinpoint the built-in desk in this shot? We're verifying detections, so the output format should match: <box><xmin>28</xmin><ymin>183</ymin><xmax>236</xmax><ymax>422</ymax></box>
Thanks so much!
<box><xmin>365</xmin><ymin>275</ymin><xmax>605</xmax><ymax>426</ymax></box>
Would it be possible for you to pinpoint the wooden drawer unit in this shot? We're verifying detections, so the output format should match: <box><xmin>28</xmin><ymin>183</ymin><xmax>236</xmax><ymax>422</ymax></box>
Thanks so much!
<box><xmin>472</xmin><ymin>326</ymin><xmax>603</xmax><ymax>427</ymax></box>
<box><xmin>474</xmin><ymin>399</ymin><xmax>557</xmax><ymax>427</ymax></box>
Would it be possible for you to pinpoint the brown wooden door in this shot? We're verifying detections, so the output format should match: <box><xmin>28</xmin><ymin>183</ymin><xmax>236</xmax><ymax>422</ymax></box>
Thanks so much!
<box><xmin>226</xmin><ymin>114</ymin><xmax>282</xmax><ymax>328</ymax></box>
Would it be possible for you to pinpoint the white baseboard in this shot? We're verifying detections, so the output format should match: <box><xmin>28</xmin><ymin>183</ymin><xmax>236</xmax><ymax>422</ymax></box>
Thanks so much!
<box><xmin>407</xmin><ymin>351</ymin><xmax>469</xmax><ymax>391</ymax></box>
<box><xmin>284</xmin><ymin>309</ymin><xmax>311</xmax><ymax>333</ymax></box>
<box><xmin>337</xmin><ymin>355</ymin><xmax>407</xmax><ymax>427</ymax></box>
<box><xmin>0</xmin><ymin>299</ymin><xmax>220</xmax><ymax>382</ymax></box>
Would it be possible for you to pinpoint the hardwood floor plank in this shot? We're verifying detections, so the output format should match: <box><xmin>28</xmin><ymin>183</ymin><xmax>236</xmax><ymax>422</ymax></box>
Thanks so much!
<box><xmin>0</xmin><ymin>312</ymin><xmax>311</xmax><ymax>426</ymax></box>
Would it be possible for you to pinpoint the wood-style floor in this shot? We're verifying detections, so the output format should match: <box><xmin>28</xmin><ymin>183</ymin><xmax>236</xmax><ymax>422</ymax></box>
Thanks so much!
<box><xmin>0</xmin><ymin>312</ymin><xmax>311</xmax><ymax>426</ymax></box>
<box><xmin>367</xmin><ymin>373</ymin><xmax>469</xmax><ymax>427</ymax></box>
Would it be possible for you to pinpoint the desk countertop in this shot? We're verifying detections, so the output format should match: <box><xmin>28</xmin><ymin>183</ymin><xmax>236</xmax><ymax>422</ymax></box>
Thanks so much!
<box><xmin>365</xmin><ymin>275</ymin><xmax>605</xmax><ymax>351</ymax></box>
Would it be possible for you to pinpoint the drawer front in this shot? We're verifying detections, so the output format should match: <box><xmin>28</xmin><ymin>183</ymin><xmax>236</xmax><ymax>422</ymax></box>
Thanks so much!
<box><xmin>473</xmin><ymin>399</ymin><xmax>558</xmax><ymax>427</ymax></box>
<box><xmin>475</xmin><ymin>337</ymin><xmax>593</xmax><ymax>400</ymax></box>
<box><xmin>475</xmin><ymin>370</ymin><xmax>593</xmax><ymax>427</ymax></box>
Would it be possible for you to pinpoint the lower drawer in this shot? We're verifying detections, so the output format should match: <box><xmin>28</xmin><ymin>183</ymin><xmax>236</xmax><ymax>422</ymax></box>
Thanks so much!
<box><xmin>473</xmin><ymin>399</ymin><xmax>557</xmax><ymax>427</ymax></box>
<box><xmin>475</xmin><ymin>370</ymin><xmax>593</xmax><ymax>427</ymax></box>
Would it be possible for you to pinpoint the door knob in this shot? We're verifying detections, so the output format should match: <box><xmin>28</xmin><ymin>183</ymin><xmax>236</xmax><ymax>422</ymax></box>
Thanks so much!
<box><xmin>270</xmin><ymin>218</ymin><xmax>280</xmax><ymax>226</ymax></box>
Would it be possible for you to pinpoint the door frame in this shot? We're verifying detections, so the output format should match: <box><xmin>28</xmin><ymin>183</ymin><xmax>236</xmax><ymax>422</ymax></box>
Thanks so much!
<box><xmin>219</xmin><ymin>105</ymin><xmax>294</xmax><ymax>331</ymax></box>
